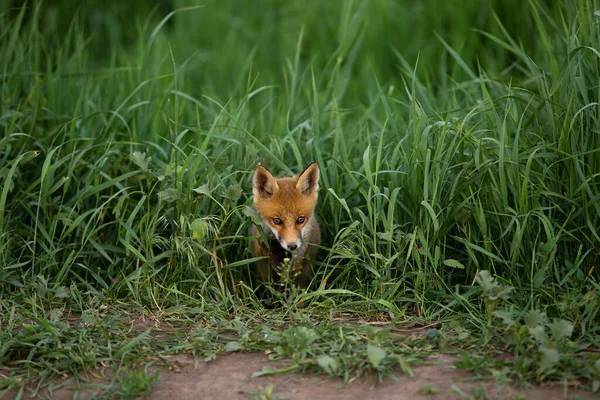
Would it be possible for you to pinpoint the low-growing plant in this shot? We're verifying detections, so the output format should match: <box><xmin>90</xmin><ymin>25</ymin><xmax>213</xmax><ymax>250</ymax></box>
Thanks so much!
<box><xmin>247</xmin><ymin>384</ymin><xmax>285</xmax><ymax>400</ymax></box>
<box><xmin>459</xmin><ymin>270</ymin><xmax>600</xmax><ymax>392</ymax></box>
<box><xmin>109</xmin><ymin>369</ymin><xmax>161</xmax><ymax>400</ymax></box>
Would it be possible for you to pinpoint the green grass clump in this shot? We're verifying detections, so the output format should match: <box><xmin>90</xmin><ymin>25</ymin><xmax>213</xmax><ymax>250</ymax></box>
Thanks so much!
<box><xmin>1</xmin><ymin>0</ymin><xmax>599</xmax><ymax>395</ymax></box>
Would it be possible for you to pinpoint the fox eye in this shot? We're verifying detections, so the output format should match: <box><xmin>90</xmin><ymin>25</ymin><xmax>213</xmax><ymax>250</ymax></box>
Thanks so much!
<box><xmin>296</xmin><ymin>216</ymin><xmax>305</xmax><ymax>224</ymax></box>
<box><xmin>272</xmin><ymin>218</ymin><xmax>282</xmax><ymax>225</ymax></box>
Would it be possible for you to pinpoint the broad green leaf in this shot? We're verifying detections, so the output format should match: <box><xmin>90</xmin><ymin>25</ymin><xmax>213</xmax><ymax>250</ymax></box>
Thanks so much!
<box><xmin>524</xmin><ymin>310</ymin><xmax>547</xmax><ymax>328</ymax></box>
<box><xmin>158</xmin><ymin>188</ymin><xmax>183</xmax><ymax>202</ymax></box>
<box><xmin>548</xmin><ymin>319</ymin><xmax>573</xmax><ymax>342</ymax></box>
<box><xmin>224</xmin><ymin>341</ymin><xmax>243</xmax><ymax>352</ymax></box>
<box><xmin>528</xmin><ymin>325</ymin><xmax>547</xmax><ymax>343</ymax></box>
<box><xmin>475</xmin><ymin>270</ymin><xmax>496</xmax><ymax>292</ymax></box>
<box><xmin>191</xmin><ymin>218</ymin><xmax>209</xmax><ymax>240</ymax></box>
<box><xmin>376</xmin><ymin>231</ymin><xmax>394</xmax><ymax>241</ymax></box>
<box><xmin>252</xmin><ymin>365</ymin><xmax>298</xmax><ymax>377</ymax></box>
<box><xmin>53</xmin><ymin>286</ymin><xmax>70</xmax><ymax>299</ymax></box>
<box><xmin>533</xmin><ymin>268</ymin><xmax>547</xmax><ymax>288</ymax></box>
<box><xmin>476</xmin><ymin>271</ymin><xmax>513</xmax><ymax>300</ymax></box>
<box><xmin>538</xmin><ymin>347</ymin><xmax>560</xmax><ymax>372</ymax></box>
<box><xmin>131</xmin><ymin>151</ymin><xmax>150</xmax><ymax>171</ymax></box>
<box><xmin>490</xmin><ymin>285</ymin><xmax>513</xmax><ymax>301</ymax></box>
<box><xmin>492</xmin><ymin>310</ymin><xmax>516</xmax><ymax>327</ymax></box>
<box><xmin>443</xmin><ymin>259</ymin><xmax>465</xmax><ymax>269</ymax></box>
<box><xmin>224</xmin><ymin>185</ymin><xmax>242</xmax><ymax>202</ymax></box>
<box><xmin>367</xmin><ymin>344</ymin><xmax>386</xmax><ymax>368</ymax></box>
<box><xmin>317</xmin><ymin>355</ymin><xmax>340</xmax><ymax>375</ymax></box>
<box><xmin>193</xmin><ymin>184</ymin><xmax>210</xmax><ymax>195</ymax></box>
<box><xmin>82</xmin><ymin>314</ymin><xmax>97</xmax><ymax>325</ymax></box>
<box><xmin>48</xmin><ymin>308</ymin><xmax>63</xmax><ymax>322</ymax></box>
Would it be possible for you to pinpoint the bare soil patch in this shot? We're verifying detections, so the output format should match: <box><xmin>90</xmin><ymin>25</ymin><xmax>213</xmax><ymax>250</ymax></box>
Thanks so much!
<box><xmin>3</xmin><ymin>352</ymin><xmax>594</xmax><ymax>400</ymax></box>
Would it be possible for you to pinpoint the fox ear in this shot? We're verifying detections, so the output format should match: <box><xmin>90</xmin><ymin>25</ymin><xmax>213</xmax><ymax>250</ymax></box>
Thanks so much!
<box><xmin>296</xmin><ymin>162</ymin><xmax>319</xmax><ymax>196</ymax></box>
<box><xmin>253</xmin><ymin>166</ymin><xmax>279</xmax><ymax>198</ymax></box>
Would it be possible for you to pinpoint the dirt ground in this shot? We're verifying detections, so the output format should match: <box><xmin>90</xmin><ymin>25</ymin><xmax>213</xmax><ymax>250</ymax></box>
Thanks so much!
<box><xmin>2</xmin><ymin>352</ymin><xmax>595</xmax><ymax>400</ymax></box>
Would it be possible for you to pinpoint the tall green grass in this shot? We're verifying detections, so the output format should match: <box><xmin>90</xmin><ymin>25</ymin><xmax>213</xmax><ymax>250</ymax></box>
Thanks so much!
<box><xmin>0</xmin><ymin>0</ymin><xmax>598</xmax><ymax>335</ymax></box>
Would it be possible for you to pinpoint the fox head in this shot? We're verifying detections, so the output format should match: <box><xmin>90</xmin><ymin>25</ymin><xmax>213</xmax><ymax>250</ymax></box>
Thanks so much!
<box><xmin>253</xmin><ymin>162</ymin><xmax>319</xmax><ymax>252</ymax></box>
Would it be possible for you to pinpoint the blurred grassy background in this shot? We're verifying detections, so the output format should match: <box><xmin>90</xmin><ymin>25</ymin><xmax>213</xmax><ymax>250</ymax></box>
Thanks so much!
<box><xmin>7</xmin><ymin>0</ymin><xmax>564</xmax><ymax>95</ymax></box>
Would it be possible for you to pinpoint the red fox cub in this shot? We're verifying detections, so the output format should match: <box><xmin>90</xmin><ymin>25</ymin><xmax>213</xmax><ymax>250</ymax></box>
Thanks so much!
<box><xmin>251</xmin><ymin>162</ymin><xmax>321</xmax><ymax>287</ymax></box>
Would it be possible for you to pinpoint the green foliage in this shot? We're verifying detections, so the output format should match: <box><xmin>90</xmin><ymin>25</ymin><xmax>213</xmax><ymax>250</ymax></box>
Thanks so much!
<box><xmin>254</xmin><ymin>322</ymin><xmax>417</xmax><ymax>382</ymax></box>
<box><xmin>1</xmin><ymin>0</ymin><xmax>600</xmax><ymax>395</ymax></box>
<box><xmin>110</xmin><ymin>369</ymin><xmax>161</xmax><ymax>400</ymax></box>
<box><xmin>248</xmin><ymin>384</ymin><xmax>284</xmax><ymax>400</ymax></box>
<box><xmin>456</xmin><ymin>270</ymin><xmax>600</xmax><ymax>392</ymax></box>
<box><xmin>2</xmin><ymin>0</ymin><xmax>599</xmax><ymax>311</ymax></box>
<box><xmin>420</xmin><ymin>384</ymin><xmax>439</xmax><ymax>395</ymax></box>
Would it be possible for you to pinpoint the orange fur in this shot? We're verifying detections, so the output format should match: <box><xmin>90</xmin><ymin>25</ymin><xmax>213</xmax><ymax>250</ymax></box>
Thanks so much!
<box><xmin>251</xmin><ymin>163</ymin><xmax>321</xmax><ymax>286</ymax></box>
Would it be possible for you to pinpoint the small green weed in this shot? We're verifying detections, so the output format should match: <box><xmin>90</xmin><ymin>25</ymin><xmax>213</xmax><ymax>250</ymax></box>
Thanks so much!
<box><xmin>451</xmin><ymin>386</ymin><xmax>489</xmax><ymax>400</ymax></box>
<box><xmin>104</xmin><ymin>369</ymin><xmax>161</xmax><ymax>400</ymax></box>
<box><xmin>454</xmin><ymin>270</ymin><xmax>600</xmax><ymax>392</ymax></box>
<box><xmin>247</xmin><ymin>384</ymin><xmax>286</xmax><ymax>400</ymax></box>
<box><xmin>420</xmin><ymin>384</ymin><xmax>439</xmax><ymax>395</ymax></box>
<box><xmin>253</xmin><ymin>322</ymin><xmax>418</xmax><ymax>383</ymax></box>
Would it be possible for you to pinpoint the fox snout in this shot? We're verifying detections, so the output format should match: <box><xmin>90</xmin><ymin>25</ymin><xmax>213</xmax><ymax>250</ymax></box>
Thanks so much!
<box><xmin>277</xmin><ymin>238</ymin><xmax>300</xmax><ymax>252</ymax></box>
<box><xmin>271</xmin><ymin>228</ymin><xmax>302</xmax><ymax>252</ymax></box>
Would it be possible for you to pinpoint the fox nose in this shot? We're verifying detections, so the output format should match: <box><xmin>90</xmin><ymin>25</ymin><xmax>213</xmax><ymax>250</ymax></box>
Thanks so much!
<box><xmin>287</xmin><ymin>244</ymin><xmax>298</xmax><ymax>251</ymax></box>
